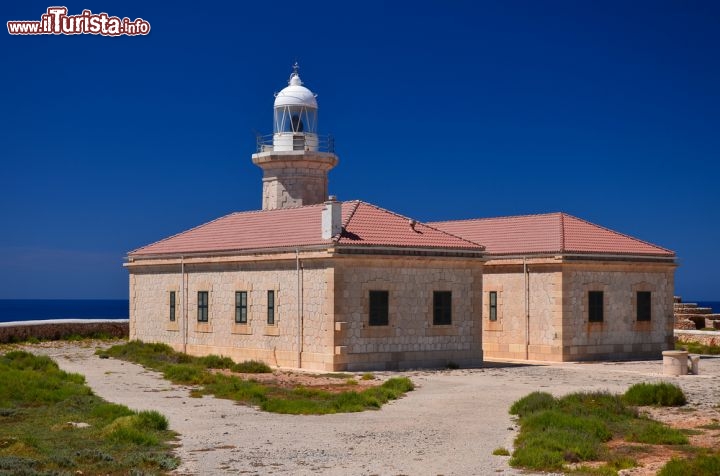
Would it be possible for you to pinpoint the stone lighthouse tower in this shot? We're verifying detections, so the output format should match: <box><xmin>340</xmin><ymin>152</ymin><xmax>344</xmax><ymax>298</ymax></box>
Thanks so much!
<box><xmin>252</xmin><ymin>64</ymin><xmax>338</xmax><ymax>210</ymax></box>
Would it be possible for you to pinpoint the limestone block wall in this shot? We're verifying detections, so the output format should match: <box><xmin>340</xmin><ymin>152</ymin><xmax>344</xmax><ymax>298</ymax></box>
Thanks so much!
<box><xmin>332</xmin><ymin>256</ymin><xmax>483</xmax><ymax>371</ymax></box>
<box><xmin>261</xmin><ymin>167</ymin><xmax>328</xmax><ymax>209</ymax></box>
<box><xmin>481</xmin><ymin>261</ymin><xmax>563</xmax><ymax>361</ymax></box>
<box><xmin>128</xmin><ymin>258</ymin><xmax>336</xmax><ymax>370</ymax></box>
<box><xmin>562</xmin><ymin>262</ymin><xmax>675</xmax><ymax>360</ymax></box>
<box><xmin>251</xmin><ymin>151</ymin><xmax>338</xmax><ymax>210</ymax></box>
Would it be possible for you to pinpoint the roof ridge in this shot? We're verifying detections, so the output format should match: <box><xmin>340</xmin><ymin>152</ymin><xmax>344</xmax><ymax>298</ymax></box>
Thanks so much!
<box><xmin>430</xmin><ymin>211</ymin><xmax>563</xmax><ymax>225</ymax></box>
<box><xmin>562</xmin><ymin>213</ymin><xmax>675</xmax><ymax>255</ymax></box>
<box><xmin>351</xmin><ymin>201</ymin><xmax>486</xmax><ymax>249</ymax></box>
<box><xmin>559</xmin><ymin>212</ymin><xmax>566</xmax><ymax>252</ymax></box>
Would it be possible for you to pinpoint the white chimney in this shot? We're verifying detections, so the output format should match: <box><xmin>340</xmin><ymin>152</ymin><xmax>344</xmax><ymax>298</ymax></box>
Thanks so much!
<box><xmin>322</xmin><ymin>196</ymin><xmax>342</xmax><ymax>239</ymax></box>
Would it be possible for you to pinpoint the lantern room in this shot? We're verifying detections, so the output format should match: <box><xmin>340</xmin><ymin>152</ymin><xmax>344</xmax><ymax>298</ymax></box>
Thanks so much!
<box><xmin>273</xmin><ymin>64</ymin><xmax>319</xmax><ymax>151</ymax></box>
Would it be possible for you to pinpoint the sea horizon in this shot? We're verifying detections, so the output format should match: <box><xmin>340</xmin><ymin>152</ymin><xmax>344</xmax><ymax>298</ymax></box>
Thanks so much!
<box><xmin>0</xmin><ymin>299</ymin><xmax>129</xmax><ymax>324</ymax></box>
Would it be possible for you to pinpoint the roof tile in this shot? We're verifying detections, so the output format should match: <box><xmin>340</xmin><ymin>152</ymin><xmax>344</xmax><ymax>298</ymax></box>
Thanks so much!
<box><xmin>129</xmin><ymin>201</ymin><xmax>485</xmax><ymax>257</ymax></box>
<box><xmin>431</xmin><ymin>212</ymin><xmax>674</xmax><ymax>257</ymax></box>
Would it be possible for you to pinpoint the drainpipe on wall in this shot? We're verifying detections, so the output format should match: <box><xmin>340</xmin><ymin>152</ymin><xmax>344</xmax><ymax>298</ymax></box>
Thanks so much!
<box><xmin>181</xmin><ymin>256</ymin><xmax>187</xmax><ymax>354</ymax></box>
<box><xmin>524</xmin><ymin>257</ymin><xmax>530</xmax><ymax>360</ymax></box>
<box><xmin>296</xmin><ymin>249</ymin><xmax>303</xmax><ymax>368</ymax></box>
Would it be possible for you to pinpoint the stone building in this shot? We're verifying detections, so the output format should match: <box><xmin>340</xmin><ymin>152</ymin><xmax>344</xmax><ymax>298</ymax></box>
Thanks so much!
<box><xmin>432</xmin><ymin>213</ymin><xmax>676</xmax><ymax>361</ymax></box>
<box><xmin>126</xmin><ymin>66</ymin><xmax>676</xmax><ymax>369</ymax></box>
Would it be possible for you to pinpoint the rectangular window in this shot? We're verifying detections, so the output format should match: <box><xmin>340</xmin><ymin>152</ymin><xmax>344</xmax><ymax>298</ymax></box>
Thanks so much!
<box><xmin>267</xmin><ymin>290</ymin><xmax>275</xmax><ymax>325</ymax></box>
<box><xmin>169</xmin><ymin>291</ymin><xmax>176</xmax><ymax>322</ymax></box>
<box><xmin>489</xmin><ymin>291</ymin><xmax>497</xmax><ymax>322</ymax></box>
<box><xmin>637</xmin><ymin>291</ymin><xmax>651</xmax><ymax>322</ymax></box>
<box><xmin>235</xmin><ymin>291</ymin><xmax>247</xmax><ymax>324</ymax></box>
<box><xmin>369</xmin><ymin>290</ymin><xmax>389</xmax><ymax>326</ymax></box>
<box><xmin>588</xmin><ymin>291</ymin><xmax>603</xmax><ymax>323</ymax></box>
<box><xmin>197</xmin><ymin>291</ymin><xmax>209</xmax><ymax>322</ymax></box>
<box><xmin>433</xmin><ymin>291</ymin><xmax>452</xmax><ymax>325</ymax></box>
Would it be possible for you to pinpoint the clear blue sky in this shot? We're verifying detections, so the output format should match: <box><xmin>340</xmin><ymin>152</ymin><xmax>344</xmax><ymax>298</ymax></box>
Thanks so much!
<box><xmin>1</xmin><ymin>1</ymin><xmax>718</xmax><ymax>300</ymax></box>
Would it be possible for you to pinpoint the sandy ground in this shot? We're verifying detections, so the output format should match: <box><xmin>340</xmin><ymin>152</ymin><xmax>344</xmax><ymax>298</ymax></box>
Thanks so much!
<box><xmin>19</xmin><ymin>342</ymin><xmax>720</xmax><ymax>476</ymax></box>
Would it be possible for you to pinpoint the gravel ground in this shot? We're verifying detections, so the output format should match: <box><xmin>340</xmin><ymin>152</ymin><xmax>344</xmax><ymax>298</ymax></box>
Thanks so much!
<box><xmin>23</xmin><ymin>342</ymin><xmax>720</xmax><ymax>476</ymax></box>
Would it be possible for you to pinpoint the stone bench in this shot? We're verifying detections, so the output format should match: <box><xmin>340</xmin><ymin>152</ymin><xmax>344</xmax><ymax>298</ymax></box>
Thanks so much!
<box><xmin>662</xmin><ymin>350</ymin><xmax>699</xmax><ymax>375</ymax></box>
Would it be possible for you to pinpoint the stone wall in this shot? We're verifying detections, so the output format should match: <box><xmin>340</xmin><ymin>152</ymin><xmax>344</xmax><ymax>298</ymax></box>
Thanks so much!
<box><xmin>128</xmin><ymin>255</ymin><xmax>336</xmax><ymax>370</ymax></box>
<box><xmin>0</xmin><ymin>320</ymin><xmax>128</xmax><ymax>343</ymax></box>
<box><xmin>251</xmin><ymin>151</ymin><xmax>338</xmax><ymax>210</ymax></box>
<box><xmin>481</xmin><ymin>260</ymin><xmax>563</xmax><ymax>361</ymax></box>
<box><xmin>333</xmin><ymin>256</ymin><xmax>484</xmax><ymax>371</ymax></box>
<box><xmin>562</xmin><ymin>261</ymin><xmax>675</xmax><ymax>360</ymax></box>
<box><xmin>675</xmin><ymin>330</ymin><xmax>720</xmax><ymax>347</ymax></box>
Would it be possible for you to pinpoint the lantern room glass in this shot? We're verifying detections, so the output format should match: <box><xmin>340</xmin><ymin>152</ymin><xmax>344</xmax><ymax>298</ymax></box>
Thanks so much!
<box><xmin>274</xmin><ymin>106</ymin><xmax>317</xmax><ymax>134</ymax></box>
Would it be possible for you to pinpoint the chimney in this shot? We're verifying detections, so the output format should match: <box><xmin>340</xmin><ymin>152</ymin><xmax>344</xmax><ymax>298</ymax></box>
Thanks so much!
<box><xmin>322</xmin><ymin>195</ymin><xmax>342</xmax><ymax>239</ymax></box>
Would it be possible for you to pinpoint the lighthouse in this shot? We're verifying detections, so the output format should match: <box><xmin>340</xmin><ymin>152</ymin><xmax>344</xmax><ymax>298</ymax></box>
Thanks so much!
<box><xmin>252</xmin><ymin>64</ymin><xmax>339</xmax><ymax>210</ymax></box>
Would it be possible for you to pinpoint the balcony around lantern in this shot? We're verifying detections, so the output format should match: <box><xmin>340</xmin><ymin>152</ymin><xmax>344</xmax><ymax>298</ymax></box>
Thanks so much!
<box><xmin>256</xmin><ymin>133</ymin><xmax>335</xmax><ymax>153</ymax></box>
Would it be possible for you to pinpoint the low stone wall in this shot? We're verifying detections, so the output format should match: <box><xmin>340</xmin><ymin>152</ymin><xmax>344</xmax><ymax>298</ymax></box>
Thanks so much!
<box><xmin>0</xmin><ymin>319</ymin><xmax>129</xmax><ymax>343</ymax></box>
<box><xmin>675</xmin><ymin>329</ymin><xmax>720</xmax><ymax>347</ymax></box>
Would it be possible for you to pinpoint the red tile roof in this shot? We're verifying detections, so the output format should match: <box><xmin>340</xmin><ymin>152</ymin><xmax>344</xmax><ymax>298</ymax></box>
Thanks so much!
<box><xmin>129</xmin><ymin>201</ymin><xmax>485</xmax><ymax>257</ymax></box>
<box><xmin>431</xmin><ymin>212</ymin><xmax>674</xmax><ymax>257</ymax></box>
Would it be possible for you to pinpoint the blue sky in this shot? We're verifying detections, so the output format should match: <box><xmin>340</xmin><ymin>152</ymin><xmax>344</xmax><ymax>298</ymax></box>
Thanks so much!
<box><xmin>1</xmin><ymin>1</ymin><xmax>718</xmax><ymax>300</ymax></box>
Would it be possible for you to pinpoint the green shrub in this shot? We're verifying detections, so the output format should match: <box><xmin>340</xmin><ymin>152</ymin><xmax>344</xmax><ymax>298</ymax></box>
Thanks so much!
<box><xmin>492</xmin><ymin>447</ymin><xmax>510</xmax><ymax>456</ymax></box>
<box><xmin>91</xmin><ymin>403</ymin><xmax>135</xmax><ymax>422</ymax></box>
<box><xmin>625</xmin><ymin>420</ymin><xmax>688</xmax><ymax>445</ymax></box>
<box><xmin>676</xmin><ymin>341</ymin><xmax>720</xmax><ymax>355</ymax></box>
<box><xmin>0</xmin><ymin>349</ymin><xmax>175</xmax><ymax>474</ymax></box>
<box><xmin>164</xmin><ymin>364</ymin><xmax>206</xmax><ymax>384</ymax></box>
<box><xmin>231</xmin><ymin>360</ymin><xmax>272</xmax><ymax>373</ymax></box>
<box><xmin>560</xmin><ymin>391</ymin><xmax>637</xmax><ymax>422</ymax></box>
<box><xmin>361</xmin><ymin>372</ymin><xmax>375</xmax><ymax>380</ymax></box>
<box><xmin>198</xmin><ymin>354</ymin><xmax>235</xmax><ymax>369</ymax></box>
<box><xmin>103</xmin><ymin>412</ymin><xmax>167</xmax><ymax>446</ymax></box>
<box><xmin>99</xmin><ymin>341</ymin><xmax>413</xmax><ymax>415</ymax></box>
<box><xmin>509</xmin><ymin>391</ymin><xmax>556</xmax><ymax>417</ymax></box>
<box><xmin>623</xmin><ymin>382</ymin><xmax>687</xmax><ymax>407</ymax></box>
<box><xmin>659</xmin><ymin>454</ymin><xmax>720</xmax><ymax>476</ymax></box>
<box><xmin>203</xmin><ymin>374</ymin><xmax>267</xmax><ymax>402</ymax></box>
<box><xmin>522</xmin><ymin>409</ymin><xmax>612</xmax><ymax>442</ymax></box>
<box><xmin>137</xmin><ymin>410</ymin><xmax>169</xmax><ymax>431</ymax></box>
<box><xmin>107</xmin><ymin>425</ymin><xmax>159</xmax><ymax>446</ymax></box>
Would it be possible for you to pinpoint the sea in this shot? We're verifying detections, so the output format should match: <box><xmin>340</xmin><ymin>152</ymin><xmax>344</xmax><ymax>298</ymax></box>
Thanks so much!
<box><xmin>0</xmin><ymin>299</ymin><xmax>129</xmax><ymax>324</ymax></box>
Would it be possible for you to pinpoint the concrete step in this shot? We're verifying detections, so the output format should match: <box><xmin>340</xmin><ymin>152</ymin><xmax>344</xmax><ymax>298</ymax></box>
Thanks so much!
<box><xmin>673</xmin><ymin>307</ymin><xmax>713</xmax><ymax>315</ymax></box>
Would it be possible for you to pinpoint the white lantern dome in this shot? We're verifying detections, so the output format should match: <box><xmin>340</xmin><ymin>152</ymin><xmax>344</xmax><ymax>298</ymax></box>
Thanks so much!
<box><xmin>274</xmin><ymin>70</ymin><xmax>317</xmax><ymax>109</ymax></box>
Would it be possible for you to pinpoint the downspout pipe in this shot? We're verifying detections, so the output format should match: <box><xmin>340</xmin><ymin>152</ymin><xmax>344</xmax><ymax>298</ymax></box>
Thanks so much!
<box><xmin>181</xmin><ymin>256</ymin><xmax>187</xmax><ymax>354</ymax></box>
<box><xmin>524</xmin><ymin>257</ymin><xmax>529</xmax><ymax>360</ymax></box>
<box><xmin>296</xmin><ymin>249</ymin><xmax>302</xmax><ymax>368</ymax></box>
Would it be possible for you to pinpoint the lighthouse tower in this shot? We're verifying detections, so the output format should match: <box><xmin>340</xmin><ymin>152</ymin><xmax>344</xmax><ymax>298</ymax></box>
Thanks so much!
<box><xmin>252</xmin><ymin>64</ymin><xmax>339</xmax><ymax>210</ymax></box>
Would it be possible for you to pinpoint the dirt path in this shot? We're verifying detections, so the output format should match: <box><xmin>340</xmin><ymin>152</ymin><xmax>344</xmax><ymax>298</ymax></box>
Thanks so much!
<box><xmin>23</xmin><ymin>342</ymin><xmax>720</xmax><ymax>475</ymax></box>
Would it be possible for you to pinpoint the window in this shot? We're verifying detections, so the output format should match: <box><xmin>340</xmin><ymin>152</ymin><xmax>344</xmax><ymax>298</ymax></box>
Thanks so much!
<box><xmin>489</xmin><ymin>291</ymin><xmax>497</xmax><ymax>322</ymax></box>
<box><xmin>588</xmin><ymin>291</ymin><xmax>603</xmax><ymax>323</ymax></box>
<box><xmin>637</xmin><ymin>291</ymin><xmax>651</xmax><ymax>322</ymax></box>
<box><xmin>267</xmin><ymin>290</ymin><xmax>275</xmax><ymax>325</ymax></box>
<box><xmin>235</xmin><ymin>291</ymin><xmax>247</xmax><ymax>324</ymax></box>
<box><xmin>433</xmin><ymin>291</ymin><xmax>452</xmax><ymax>325</ymax></box>
<box><xmin>169</xmin><ymin>291</ymin><xmax>176</xmax><ymax>322</ymax></box>
<box><xmin>197</xmin><ymin>291</ymin><xmax>208</xmax><ymax>322</ymax></box>
<box><xmin>369</xmin><ymin>290</ymin><xmax>389</xmax><ymax>326</ymax></box>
